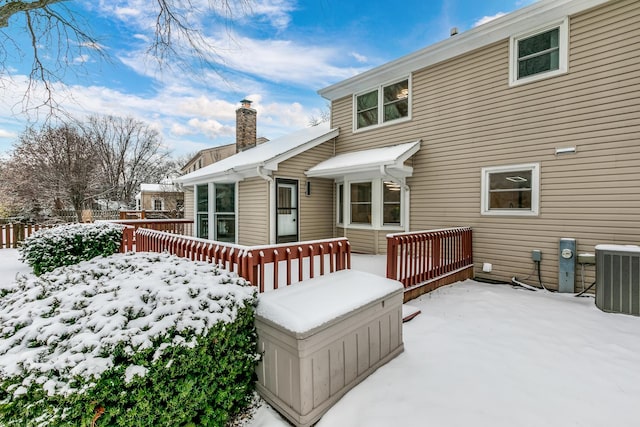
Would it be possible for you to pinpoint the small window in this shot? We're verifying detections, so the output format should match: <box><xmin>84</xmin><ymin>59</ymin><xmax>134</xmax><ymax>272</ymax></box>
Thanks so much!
<box><xmin>196</xmin><ymin>184</ymin><xmax>209</xmax><ymax>239</ymax></box>
<box><xmin>153</xmin><ymin>199</ymin><xmax>163</xmax><ymax>211</ymax></box>
<box><xmin>383</xmin><ymin>181</ymin><xmax>401</xmax><ymax>225</ymax></box>
<box><xmin>355</xmin><ymin>78</ymin><xmax>410</xmax><ymax>130</ymax></box>
<box><xmin>509</xmin><ymin>19</ymin><xmax>568</xmax><ymax>86</ymax></box>
<box><xmin>350</xmin><ymin>182</ymin><xmax>372</xmax><ymax>224</ymax></box>
<box><xmin>356</xmin><ymin>90</ymin><xmax>379</xmax><ymax>129</ymax></box>
<box><xmin>481</xmin><ymin>164</ymin><xmax>540</xmax><ymax>216</ymax></box>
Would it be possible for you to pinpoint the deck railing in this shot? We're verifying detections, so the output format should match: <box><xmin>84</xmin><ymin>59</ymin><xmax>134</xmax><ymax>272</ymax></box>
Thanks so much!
<box><xmin>108</xmin><ymin>219</ymin><xmax>194</xmax><ymax>237</ymax></box>
<box><xmin>386</xmin><ymin>227</ymin><xmax>473</xmax><ymax>288</ymax></box>
<box><xmin>134</xmin><ymin>228</ymin><xmax>351</xmax><ymax>292</ymax></box>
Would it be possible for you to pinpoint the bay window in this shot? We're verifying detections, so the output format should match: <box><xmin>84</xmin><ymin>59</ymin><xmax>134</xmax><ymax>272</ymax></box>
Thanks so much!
<box><xmin>338</xmin><ymin>179</ymin><xmax>405</xmax><ymax>229</ymax></box>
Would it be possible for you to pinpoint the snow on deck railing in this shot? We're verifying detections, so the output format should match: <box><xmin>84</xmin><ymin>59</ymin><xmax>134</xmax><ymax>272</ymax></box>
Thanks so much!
<box><xmin>133</xmin><ymin>228</ymin><xmax>351</xmax><ymax>292</ymax></box>
<box><xmin>386</xmin><ymin>227</ymin><xmax>473</xmax><ymax>288</ymax></box>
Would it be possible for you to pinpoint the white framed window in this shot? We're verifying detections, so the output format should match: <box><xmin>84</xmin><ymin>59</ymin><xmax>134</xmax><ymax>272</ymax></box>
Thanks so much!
<box><xmin>383</xmin><ymin>181</ymin><xmax>401</xmax><ymax>225</ymax></box>
<box><xmin>509</xmin><ymin>18</ymin><xmax>568</xmax><ymax>86</ymax></box>
<box><xmin>213</xmin><ymin>183</ymin><xmax>235</xmax><ymax>243</ymax></box>
<box><xmin>354</xmin><ymin>77</ymin><xmax>411</xmax><ymax>131</ymax></box>
<box><xmin>350</xmin><ymin>181</ymin><xmax>372</xmax><ymax>224</ymax></box>
<box><xmin>481</xmin><ymin>163</ymin><xmax>540</xmax><ymax>216</ymax></box>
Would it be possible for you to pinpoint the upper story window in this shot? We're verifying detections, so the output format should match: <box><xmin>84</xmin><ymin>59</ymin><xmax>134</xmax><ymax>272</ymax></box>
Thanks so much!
<box><xmin>355</xmin><ymin>77</ymin><xmax>410</xmax><ymax>131</ymax></box>
<box><xmin>481</xmin><ymin>163</ymin><xmax>540</xmax><ymax>216</ymax></box>
<box><xmin>509</xmin><ymin>18</ymin><xmax>568</xmax><ymax>86</ymax></box>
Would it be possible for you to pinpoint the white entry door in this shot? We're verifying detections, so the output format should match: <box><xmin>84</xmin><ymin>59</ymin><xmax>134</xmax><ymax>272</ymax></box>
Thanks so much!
<box><xmin>276</xmin><ymin>179</ymin><xmax>298</xmax><ymax>243</ymax></box>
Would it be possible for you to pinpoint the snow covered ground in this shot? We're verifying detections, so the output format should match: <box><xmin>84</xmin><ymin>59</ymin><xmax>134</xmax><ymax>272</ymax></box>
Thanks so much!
<box><xmin>2</xmin><ymin>249</ymin><xmax>640</xmax><ymax>426</ymax></box>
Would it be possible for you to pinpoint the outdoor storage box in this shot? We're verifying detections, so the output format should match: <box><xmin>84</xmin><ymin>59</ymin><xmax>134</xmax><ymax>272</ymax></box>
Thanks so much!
<box><xmin>595</xmin><ymin>245</ymin><xmax>640</xmax><ymax>316</ymax></box>
<box><xmin>255</xmin><ymin>270</ymin><xmax>404</xmax><ymax>427</ymax></box>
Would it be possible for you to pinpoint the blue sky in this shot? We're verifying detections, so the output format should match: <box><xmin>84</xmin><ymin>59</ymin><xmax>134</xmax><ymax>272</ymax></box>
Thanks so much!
<box><xmin>0</xmin><ymin>0</ymin><xmax>536</xmax><ymax>158</ymax></box>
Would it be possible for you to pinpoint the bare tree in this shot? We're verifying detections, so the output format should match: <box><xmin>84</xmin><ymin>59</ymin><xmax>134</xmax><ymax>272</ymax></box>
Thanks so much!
<box><xmin>308</xmin><ymin>103</ymin><xmax>331</xmax><ymax>126</ymax></box>
<box><xmin>5</xmin><ymin>123</ymin><xmax>100</xmax><ymax>222</ymax></box>
<box><xmin>1</xmin><ymin>0</ymin><xmax>251</xmax><ymax>116</ymax></box>
<box><xmin>86</xmin><ymin>115</ymin><xmax>171</xmax><ymax>207</ymax></box>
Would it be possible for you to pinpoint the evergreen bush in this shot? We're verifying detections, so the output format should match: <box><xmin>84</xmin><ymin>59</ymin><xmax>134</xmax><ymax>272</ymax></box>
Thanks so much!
<box><xmin>18</xmin><ymin>223</ymin><xmax>123</xmax><ymax>275</ymax></box>
<box><xmin>0</xmin><ymin>253</ymin><xmax>259</xmax><ymax>426</ymax></box>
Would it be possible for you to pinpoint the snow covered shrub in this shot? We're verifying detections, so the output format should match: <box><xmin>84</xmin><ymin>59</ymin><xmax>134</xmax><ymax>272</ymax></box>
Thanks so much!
<box><xmin>18</xmin><ymin>223</ymin><xmax>123</xmax><ymax>275</ymax></box>
<box><xmin>0</xmin><ymin>252</ymin><xmax>258</xmax><ymax>427</ymax></box>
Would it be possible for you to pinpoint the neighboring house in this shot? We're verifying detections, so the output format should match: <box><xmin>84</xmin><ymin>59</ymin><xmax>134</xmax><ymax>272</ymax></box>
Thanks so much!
<box><xmin>135</xmin><ymin>182</ymin><xmax>184</xmax><ymax>216</ymax></box>
<box><xmin>179</xmin><ymin>0</ymin><xmax>640</xmax><ymax>290</ymax></box>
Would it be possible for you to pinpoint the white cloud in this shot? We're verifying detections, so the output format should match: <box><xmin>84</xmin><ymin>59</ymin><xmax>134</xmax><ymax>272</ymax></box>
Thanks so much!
<box><xmin>114</xmin><ymin>6</ymin><xmax>141</xmax><ymax>18</ymax></box>
<box><xmin>473</xmin><ymin>12</ymin><xmax>507</xmax><ymax>27</ymax></box>
<box><xmin>207</xmin><ymin>32</ymin><xmax>367</xmax><ymax>87</ymax></box>
<box><xmin>0</xmin><ymin>129</ymin><xmax>17</xmax><ymax>139</ymax></box>
<box><xmin>74</xmin><ymin>54</ymin><xmax>90</xmax><ymax>63</ymax></box>
<box><xmin>185</xmin><ymin>118</ymin><xmax>235</xmax><ymax>139</ymax></box>
<box><xmin>350</xmin><ymin>52</ymin><xmax>368</xmax><ymax>64</ymax></box>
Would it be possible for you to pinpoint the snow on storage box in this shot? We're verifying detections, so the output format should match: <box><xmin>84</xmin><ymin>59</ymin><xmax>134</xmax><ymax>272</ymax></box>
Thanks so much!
<box><xmin>255</xmin><ymin>270</ymin><xmax>404</xmax><ymax>427</ymax></box>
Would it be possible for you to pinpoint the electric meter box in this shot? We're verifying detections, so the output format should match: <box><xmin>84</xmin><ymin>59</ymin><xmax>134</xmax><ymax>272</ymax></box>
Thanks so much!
<box><xmin>559</xmin><ymin>238</ymin><xmax>576</xmax><ymax>293</ymax></box>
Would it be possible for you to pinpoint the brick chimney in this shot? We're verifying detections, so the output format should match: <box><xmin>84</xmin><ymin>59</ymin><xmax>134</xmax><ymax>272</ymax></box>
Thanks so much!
<box><xmin>236</xmin><ymin>99</ymin><xmax>257</xmax><ymax>152</ymax></box>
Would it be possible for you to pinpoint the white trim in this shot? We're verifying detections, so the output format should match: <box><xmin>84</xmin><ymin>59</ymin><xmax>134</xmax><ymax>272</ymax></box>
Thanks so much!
<box><xmin>318</xmin><ymin>0</ymin><xmax>611</xmax><ymax>100</ymax></box>
<box><xmin>269</xmin><ymin>179</ymin><xmax>276</xmax><ymax>244</ymax></box>
<box><xmin>336</xmin><ymin>182</ymin><xmax>345</xmax><ymax>227</ymax></box>
<box><xmin>234</xmin><ymin>183</ymin><xmax>239</xmax><ymax>244</ymax></box>
<box><xmin>508</xmin><ymin>18</ymin><xmax>569</xmax><ymax>87</ymax></box>
<box><xmin>481</xmin><ymin>163</ymin><xmax>540</xmax><ymax>216</ymax></box>
<box><xmin>352</xmin><ymin>76</ymin><xmax>412</xmax><ymax>133</ymax></box>
<box><xmin>207</xmin><ymin>183</ymin><xmax>214</xmax><ymax>240</ymax></box>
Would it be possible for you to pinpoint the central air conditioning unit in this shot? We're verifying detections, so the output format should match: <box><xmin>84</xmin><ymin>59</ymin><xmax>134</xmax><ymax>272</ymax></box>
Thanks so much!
<box><xmin>595</xmin><ymin>245</ymin><xmax>640</xmax><ymax>316</ymax></box>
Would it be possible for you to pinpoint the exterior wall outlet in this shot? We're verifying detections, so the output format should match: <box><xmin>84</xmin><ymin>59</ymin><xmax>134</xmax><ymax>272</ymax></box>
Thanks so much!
<box><xmin>532</xmin><ymin>250</ymin><xmax>542</xmax><ymax>262</ymax></box>
<box><xmin>482</xmin><ymin>262</ymin><xmax>492</xmax><ymax>273</ymax></box>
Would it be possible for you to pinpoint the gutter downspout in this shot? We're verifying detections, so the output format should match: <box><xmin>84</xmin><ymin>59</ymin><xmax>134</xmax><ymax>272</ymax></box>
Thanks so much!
<box><xmin>257</xmin><ymin>165</ymin><xmax>276</xmax><ymax>244</ymax></box>
<box><xmin>381</xmin><ymin>165</ymin><xmax>411</xmax><ymax>232</ymax></box>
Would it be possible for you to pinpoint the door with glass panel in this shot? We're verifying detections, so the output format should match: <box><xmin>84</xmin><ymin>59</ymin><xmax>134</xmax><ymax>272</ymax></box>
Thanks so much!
<box><xmin>276</xmin><ymin>179</ymin><xmax>298</xmax><ymax>243</ymax></box>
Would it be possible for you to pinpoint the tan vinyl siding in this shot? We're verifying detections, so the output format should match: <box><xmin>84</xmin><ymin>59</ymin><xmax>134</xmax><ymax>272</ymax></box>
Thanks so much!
<box><xmin>184</xmin><ymin>188</ymin><xmax>194</xmax><ymax>221</ymax></box>
<box><xmin>276</xmin><ymin>139</ymin><xmax>335</xmax><ymax>241</ymax></box>
<box><xmin>330</xmin><ymin>0</ymin><xmax>640</xmax><ymax>290</ymax></box>
<box><xmin>238</xmin><ymin>178</ymin><xmax>269</xmax><ymax>246</ymax></box>
<box><xmin>337</xmin><ymin>227</ymin><xmax>380</xmax><ymax>254</ymax></box>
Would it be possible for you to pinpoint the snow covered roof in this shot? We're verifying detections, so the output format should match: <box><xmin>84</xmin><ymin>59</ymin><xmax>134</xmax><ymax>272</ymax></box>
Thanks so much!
<box><xmin>139</xmin><ymin>183</ymin><xmax>181</xmax><ymax>193</ymax></box>
<box><xmin>318</xmin><ymin>0</ymin><xmax>611</xmax><ymax>100</ymax></box>
<box><xmin>177</xmin><ymin>123</ymin><xmax>338</xmax><ymax>185</ymax></box>
<box><xmin>306</xmin><ymin>140</ymin><xmax>421</xmax><ymax>179</ymax></box>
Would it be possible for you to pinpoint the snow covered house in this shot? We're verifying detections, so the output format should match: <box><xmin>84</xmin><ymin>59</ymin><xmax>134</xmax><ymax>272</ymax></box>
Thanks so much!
<box><xmin>179</xmin><ymin>0</ymin><xmax>640</xmax><ymax>291</ymax></box>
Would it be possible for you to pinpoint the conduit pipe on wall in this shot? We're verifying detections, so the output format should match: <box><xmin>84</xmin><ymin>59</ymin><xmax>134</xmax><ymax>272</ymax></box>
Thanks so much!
<box><xmin>381</xmin><ymin>165</ymin><xmax>411</xmax><ymax>232</ymax></box>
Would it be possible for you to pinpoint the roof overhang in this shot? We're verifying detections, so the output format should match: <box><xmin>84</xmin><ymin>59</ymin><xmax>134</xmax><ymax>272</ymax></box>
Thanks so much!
<box><xmin>306</xmin><ymin>140</ymin><xmax>421</xmax><ymax>180</ymax></box>
<box><xmin>317</xmin><ymin>0</ymin><xmax>612</xmax><ymax>101</ymax></box>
